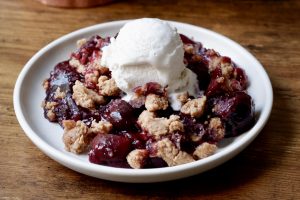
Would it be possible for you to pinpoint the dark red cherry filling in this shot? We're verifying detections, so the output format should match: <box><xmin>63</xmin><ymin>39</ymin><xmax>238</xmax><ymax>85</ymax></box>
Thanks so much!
<box><xmin>210</xmin><ymin>92</ymin><xmax>255</xmax><ymax>136</ymax></box>
<box><xmin>102</xmin><ymin>99</ymin><xmax>136</xmax><ymax>130</ymax></box>
<box><xmin>89</xmin><ymin>134</ymin><xmax>131</xmax><ymax>167</ymax></box>
<box><xmin>71</xmin><ymin>35</ymin><xmax>109</xmax><ymax>65</ymax></box>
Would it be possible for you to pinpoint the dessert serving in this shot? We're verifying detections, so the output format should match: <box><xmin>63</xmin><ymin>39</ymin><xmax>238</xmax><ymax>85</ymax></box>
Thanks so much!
<box><xmin>42</xmin><ymin>18</ymin><xmax>255</xmax><ymax>169</ymax></box>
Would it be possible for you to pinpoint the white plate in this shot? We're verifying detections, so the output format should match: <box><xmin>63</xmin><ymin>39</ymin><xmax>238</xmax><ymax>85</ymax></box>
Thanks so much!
<box><xmin>13</xmin><ymin>20</ymin><xmax>273</xmax><ymax>183</ymax></box>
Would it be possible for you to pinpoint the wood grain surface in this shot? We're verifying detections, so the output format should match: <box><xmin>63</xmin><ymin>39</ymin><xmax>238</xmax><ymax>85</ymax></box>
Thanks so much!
<box><xmin>1</xmin><ymin>0</ymin><xmax>299</xmax><ymax>199</ymax></box>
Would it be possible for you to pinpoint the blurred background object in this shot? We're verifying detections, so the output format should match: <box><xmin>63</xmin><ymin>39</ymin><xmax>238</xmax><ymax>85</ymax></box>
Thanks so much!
<box><xmin>37</xmin><ymin>0</ymin><xmax>114</xmax><ymax>7</ymax></box>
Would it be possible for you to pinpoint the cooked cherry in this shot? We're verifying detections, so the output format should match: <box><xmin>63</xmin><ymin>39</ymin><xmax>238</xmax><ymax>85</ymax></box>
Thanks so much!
<box><xmin>71</xmin><ymin>35</ymin><xmax>109</xmax><ymax>65</ymax></box>
<box><xmin>212</xmin><ymin>92</ymin><xmax>255</xmax><ymax>136</ymax></box>
<box><xmin>187</xmin><ymin>61</ymin><xmax>210</xmax><ymax>90</ymax></box>
<box><xmin>119</xmin><ymin>130</ymin><xmax>148</xmax><ymax>149</ymax></box>
<box><xmin>180</xmin><ymin>34</ymin><xmax>197</xmax><ymax>45</ymax></box>
<box><xmin>133</xmin><ymin>82</ymin><xmax>165</xmax><ymax>96</ymax></box>
<box><xmin>102</xmin><ymin>99</ymin><xmax>136</xmax><ymax>130</ymax></box>
<box><xmin>145</xmin><ymin>157</ymin><xmax>168</xmax><ymax>168</ymax></box>
<box><xmin>89</xmin><ymin>134</ymin><xmax>131</xmax><ymax>167</ymax></box>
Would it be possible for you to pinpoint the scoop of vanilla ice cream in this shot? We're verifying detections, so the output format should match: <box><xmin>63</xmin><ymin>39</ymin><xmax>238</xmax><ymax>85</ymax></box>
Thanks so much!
<box><xmin>101</xmin><ymin>18</ymin><xmax>199</xmax><ymax>110</ymax></box>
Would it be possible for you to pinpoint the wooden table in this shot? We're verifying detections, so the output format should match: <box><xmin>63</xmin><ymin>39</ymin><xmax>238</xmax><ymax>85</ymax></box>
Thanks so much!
<box><xmin>1</xmin><ymin>0</ymin><xmax>299</xmax><ymax>199</ymax></box>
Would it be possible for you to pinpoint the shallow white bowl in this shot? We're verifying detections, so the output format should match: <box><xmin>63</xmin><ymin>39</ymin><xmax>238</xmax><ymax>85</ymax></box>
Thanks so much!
<box><xmin>13</xmin><ymin>20</ymin><xmax>273</xmax><ymax>183</ymax></box>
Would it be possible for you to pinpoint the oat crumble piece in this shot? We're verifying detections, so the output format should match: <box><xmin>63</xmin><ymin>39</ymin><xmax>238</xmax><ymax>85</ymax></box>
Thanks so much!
<box><xmin>85</xmin><ymin>70</ymin><xmax>100</xmax><ymax>86</ymax></box>
<box><xmin>46</xmin><ymin>110</ymin><xmax>56</xmax><ymax>121</ymax></box>
<box><xmin>62</xmin><ymin>120</ymin><xmax>93</xmax><ymax>154</ymax></box>
<box><xmin>97</xmin><ymin>76</ymin><xmax>120</xmax><ymax>96</ymax></box>
<box><xmin>137</xmin><ymin>111</ymin><xmax>183</xmax><ymax>139</ymax></box>
<box><xmin>221</xmin><ymin>62</ymin><xmax>234</xmax><ymax>78</ymax></box>
<box><xmin>193</xmin><ymin>142</ymin><xmax>217</xmax><ymax>159</ymax></box>
<box><xmin>44</xmin><ymin>101</ymin><xmax>58</xmax><ymax>110</ymax></box>
<box><xmin>54</xmin><ymin>87</ymin><xmax>66</xmax><ymax>99</ymax></box>
<box><xmin>168</xmin><ymin>115</ymin><xmax>184</xmax><ymax>133</ymax></box>
<box><xmin>97</xmin><ymin>66</ymin><xmax>110</xmax><ymax>75</ymax></box>
<box><xmin>216</xmin><ymin>77</ymin><xmax>225</xmax><ymax>84</ymax></box>
<box><xmin>62</xmin><ymin>120</ymin><xmax>76</xmax><ymax>130</ymax></box>
<box><xmin>208</xmin><ymin>56</ymin><xmax>222</xmax><ymax>72</ymax></box>
<box><xmin>177</xmin><ymin>92</ymin><xmax>189</xmax><ymax>105</ymax></box>
<box><xmin>208</xmin><ymin>117</ymin><xmax>225</xmax><ymax>141</ymax></box>
<box><xmin>138</xmin><ymin>111</ymin><xmax>169</xmax><ymax>138</ymax></box>
<box><xmin>72</xmin><ymin>80</ymin><xmax>105</xmax><ymax>109</ymax></box>
<box><xmin>129</xmin><ymin>94</ymin><xmax>146</xmax><ymax>108</ymax></box>
<box><xmin>69</xmin><ymin>57</ymin><xmax>86</xmax><ymax>74</ymax></box>
<box><xmin>155</xmin><ymin>138</ymin><xmax>194</xmax><ymax>167</ymax></box>
<box><xmin>145</xmin><ymin>94</ymin><xmax>168</xmax><ymax>112</ymax></box>
<box><xmin>180</xmin><ymin>96</ymin><xmax>207</xmax><ymax>118</ymax></box>
<box><xmin>126</xmin><ymin>149</ymin><xmax>149</xmax><ymax>169</ymax></box>
<box><xmin>44</xmin><ymin>101</ymin><xmax>58</xmax><ymax>121</ymax></box>
<box><xmin>76</xmin><ymin>38</ymin><xmax>87</xmax><ymax>47</ymax></box>
<box><xmin>42</xmin><ymin>79</ymin><xmax>49</xmax><ymax>90</ymax></box>
<box><xmin>183</xmin><ymin>44</ymin><xmax>195</xmax><ymax>54</ymax></box>
<box><xmin>90</xmin><ymin>120</ymin><xmax>112</xmax><ymax>134</ymax></box>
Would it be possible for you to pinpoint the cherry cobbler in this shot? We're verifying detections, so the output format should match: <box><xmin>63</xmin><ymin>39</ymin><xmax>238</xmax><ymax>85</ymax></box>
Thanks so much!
<box><xmin>42</xmin><ymin>34</ymin><xmax>255</xmax><ymax>168</ymax></box>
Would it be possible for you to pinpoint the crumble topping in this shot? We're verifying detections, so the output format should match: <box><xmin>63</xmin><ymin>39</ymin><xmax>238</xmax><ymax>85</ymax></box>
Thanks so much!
<box><xmin>44</xmin><ymin>101</ymin><xmax>58</xmax><ymax>121</ymax></box>
<box><xmin>208</xmin><ymin>57</ymin><xmax>222</xmax><ymax>72</ymax></box>
<box><xmin>97</xmin><ymin>76</ymin><xmax>120</xmax><ymax>96</ymax></box>
<box><xmin>145</xmin><ymin>94</ymin><xmax>168</xmax><ymax>112</ymax></box>
<box><xmin>168</xmin><ymin>115</ymin><xmax>184</xmax><ymax>133</ymax></box>
<box><xmin>126</xmin><ymin>149</ymin><xmax>149</xmax><ymax>169</ymax></box>
<box><xmin>183</xmin><ymin>44</ymin><xmax>195</xmax><ymax>54</ymax></box>
<box><xmin>76</xmin><ymin>38</ymin><xmax>87</xmax><ymax>47</ymax></box>
<box><xmin>221</xmin><ymin>62</ymin><xmax>234</xmax><ymax>78</ymax></box>
<box><xmin>90</xmin><ymin>120</ymin><xmax>112</xmax><ymax>134</ymax></box>
<box><xmin>62</xmin><ymin>120</ymin><xmax>91</xmax><ymax>154</ymax></box>
<box><xmin>42</xmin><ymin>79</ymin><xmax>49</xmax><ymax>90</ymax></box>
<box><xmin>54</xmin><ymin>87</ymin><xmax>66</xmax><ymax>99</ymax></box>
<box><xmin>129</xmin><ymin>94</ymin><xmax>146</xmax><ymax>108</ymax></box>
<box><xmin>155</xmin><ymin>138</ymin><xmax>194</xmax><ymax>167</ymax></box>
<box><xmin>85</xmin><ymin>70</ymin><xmax>100</xmax><ymax>86</ymax></box>
<box><xmin>137</xmin><ymin>110</ymin><xmax>183</xmax><ymax>139</ymax></box>
<box><xmin>72</xmin><ymin>80</ymin><xmax>105</xmax><ymax>109</ymax></box>
<box><xmin>44</xmin><ymin>101</ymin><xmax>58</xmax><ymax>110</ymax></box>
<box><xmin>62</xmin><ymin>119</ymin><xmax>112</xmax><ymax>154</ymax></box>
<box><xmin>180</xmin><ymin>96</ymin><xmax>207</xmax><ymax>118</ymax></box>
<box><xmin>177</xmin><ymin>92</ymin><xmax>189</xmax><ymax>105</ymax></box>
<box><xmin>137</xmin><ymin>111</ymin><xmax>169</xmax><ymax>138</ymax></box>
<box><xmin>69</xmin><ymin>57</ymin><xmax>85</xmax><ymax>74</ymax></box>
<box><xmin>208</xmin><ymin>117</ymin><xmax>225</xmax><ymax>141</ymax></box>
<box><xmin>193</xmin><ymin>142</ymin><xmax>217</xmax><ymax>159</ymax></box>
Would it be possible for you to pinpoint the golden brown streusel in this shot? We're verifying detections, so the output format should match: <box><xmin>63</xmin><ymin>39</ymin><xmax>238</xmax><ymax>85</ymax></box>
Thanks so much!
<box><xmin>76</xmin><ymin>38</ymin><xmax>87</xmax><ymax>48</ymax></box>
<box><xmin>145</xmin><ymin>94</ymin><xmax>168</xmax><ymax>112</ymax></box>
<box><xmin>72</xmin><ymin>80</ymin><xmax>105</xmax><ymax>109</ymax></box>
<box><xmin>180</xmin><ymin>96</ymin><xmax>207</xmax><ymax>118</ymax></box>
<box><xmin>193</xmin><ymin>142</ymin><xmax>217</xmax><ymax>159</ymax></box>
<box><xmin>208</xmin><ymin>117</ymin><xmax>225</xmax><ymax>141</ymax></box>
<box><xmin>126</xmin><ymin>149</ymin><xmax>149</xmax><ymax>169</ymax></box>
<box><xmin>90</xmin><ymin>120</ymin><xmax>113</xmax><ymax>134</ymax></box>
<box><xmin>69</xmin><ymin>57</ymin><xmax>86</xmax><ymax>74</ymax></box>
<box><xmin>137</xmin><ymin>111</ymin><xmax>183</xmax><ymax>139</ymax></box>
<box><xmin>97</xmin><ymin>76</ymin><xmax>120</xmax><ymax>96</ymax></box>
<box><xmin>54</xmin><ymin>87</ymin><xmax>66</xmax><ymax>99</ymax></box>
<box><xmin>42</xmin><ymin>79</ymin><xmax>49</xmax><ymax>90</ymax></box>
<box><xmin>155</xmin><ymin>138</ymin><xmax>194</xmax><ymax>167</ymax></box>
<box><xmin>62</xmin><ymin>120</ymin><xmax>92</xmax><ymax>154</ymax></box>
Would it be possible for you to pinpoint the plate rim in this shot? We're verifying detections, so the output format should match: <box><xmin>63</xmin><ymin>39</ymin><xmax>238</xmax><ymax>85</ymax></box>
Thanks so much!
<box><xmin>13</xmin><ymin>19</ymin><xmax>273</xmax><ymax>182</ymax></box>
